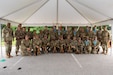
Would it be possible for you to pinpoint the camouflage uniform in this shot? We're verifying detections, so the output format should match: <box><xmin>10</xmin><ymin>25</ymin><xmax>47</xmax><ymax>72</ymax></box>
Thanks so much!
<box><xmin>21</xmin><ymin>39</ymin><xmax>32</xmax><ymax>56</ymax></box>
<box><xmin>84</xmin><ymin>39</ymin><xmax>92</xmax><ymax>54</ymax></box>
<box><xmin>101</xmin><ymin>27</ymin><xmax>110</xmax><ymax>54</ymax></box>
<box><xmin>42</xmin><ymin>36</ymin><xmax>50</xmax><ymax>53</ymax></box>
<box><xmin>97</xmin><ymin>27</ymin><xmax>102</xmax><ymax>45</ymax></box>
<box><xmin>70</xmin><ymin>37</ymin><xmax>78</xmax><ymax>53</ymax></box>
<box><xmin>92</xmin><ymin>39</ymin><xmax>100</xmax><ymax>54</ymax></box>
<box><xmin>65</xmin><ymin>35</ymin><xmax>72</xmax><ymax>53</ymax></box>
<box><xmin>32</xmin><ymin>36</ymin><xmax>42</xmax><ymax>55</ymax></box>
<box><xmin>26</xmin><ymin>31</ymin><xmax>33</xmax><ymax>40</ymax></box>
<box><xmin>15</xmin><ymin>28</ymin><xmax>23</xmax><ymax>55</ymax></box>
<box><xmin>77</xmin><ymin>38</ymin><xmax>84</xmax><ymax>54</ymax></box>
<box><xmin>21</xmin><ymin>27</ymin><xmax>27</xmax><ymax>39</ymax></box>
<box><xmin>2</xmin><ymin>24</ymin><xmax>14</xmax><ymax>58</ymax></box>
<box><xmin>59</xmin><ymin>36</ymin><xmax>65</xmax><ymax>53</ymax></box>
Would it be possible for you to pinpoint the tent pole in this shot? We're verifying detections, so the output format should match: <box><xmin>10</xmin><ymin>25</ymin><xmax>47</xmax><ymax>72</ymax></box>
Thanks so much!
<box><xmin>56</xmin><ymin>0</ymin><xmax>59</xmax><ymax>24</ymax></box>
<box><xmin>0</xmin><ymin>23</ymin><xmax>3</xmax><ymax>58</ymax></box>
<box><xmin>22</xmin><ymin>0</ymin><xmax>49</xmax><ymax>23</ymax></box>
<box><xmin>66</xmin><ymin>0</ymin><xmax>92</xmax><ymax>25</ymax></box>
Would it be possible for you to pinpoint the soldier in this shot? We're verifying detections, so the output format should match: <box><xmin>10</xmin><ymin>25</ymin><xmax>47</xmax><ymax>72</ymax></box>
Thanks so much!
<box><xmin>93</xmin><ymin>25</ymin><xmax>97</xmax><ymax>36</ymax></box>
<box><xmin>43</xmin><ymin>26</ymin><xmax>49</xmax><ymax>37</ymax></box>
<box><xmin>101</xmin><ymin>26</ymin><xmax>110</xmax><ymax>55</ymax></box>
<box><xmin>85</xmin><ymin>26</ymin><xmax>90</xmax><ymax>36</ymax></box>
<box><xmin>72</xmin><ymin>27</ymin><xmax>78</xmax><ymax>37</ymax></box>
<box><xmin>15</xmin><ymin>25</ymin><xmax>23</xmax><ymax>56</ymax></box>
<box><xmin>26</xmin><ymin>27</ymin><xmax>33</xmax><ymax>40</ymax></box>
<box><xmin>87</xmin><ymin>27</ymin><xmax>95</xmax><ymax>41</ymax></box>
<box><xmin>21</xmin><ymin>27</ymin><xmax>27</xmax><ymax>39</ymax></box>
<box><xmin>38</xmin><ymin>30</ymin><xmax>44</xmax><ymax>40</ymax></box>
<box><xmin>50</xmin><ymin>40</ymin><xmax>59</xmax><ymax>53</ymax></box>
<box><xmin>65</xmin><ymin>35</ymin><xmax>72</xmax><ymax>53</ymax></box>
<box><xmin>97</xmin><ymin>26</ymin><xmax>103</xmax><ymax>45</ymax></box>
<box><xmin>21</xmin><ymin>35</ymin><xmax>32</xmax><ymax>56</ymax></box>
<box><xmin>49</xmin><ymin>27</ymin><xmax>56</xmax><ymax>41</ymax></box>
<box><xmin>70</xmin><ymin>37</ymin><xmax>78</xmax><ymax>53</ymax></box>
<box><xmin>59</xmin><ymin>35</ymin><xmax>65</xmax><ymax>53</ymax></box>
<box><xmin>84</xmin><ymin>36</ymin><xmax>92</xmax><ymax>54</ymax></box>
<box><xmin>32</xmin><ymin>35</ymin><xmax>42</xmax><ymax>55</ymax></box>
<box><xmin>66</xmin><ymin>27</ymin><xmax>72</xmax><ymax>39</ymax></box>
<box><xmin>92</xmin><ymin>36</ymin><xmax>100</xmax><ymax>54</ymax></box>
<box><xmin>77</xmin><ymin>37</ymin><xmax>84</xmax><ymax>54</ymax></box>
<box><xmin>42</xmin><ymin>35</ymin><xmax>50</xmax><ymax>53</ymax></box>
<box><xmin>2</xmin><ymin>23</ymin><xmax>14</xmax><ymax>58</ymax></box>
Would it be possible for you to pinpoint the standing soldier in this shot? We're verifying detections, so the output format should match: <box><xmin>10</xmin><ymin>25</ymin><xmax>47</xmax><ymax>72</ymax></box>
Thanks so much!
<box><xmin>92</xmin><ymin>36</ymin><xmax>100</xmax><ymax>54</ymax></box>
<box><xmin>21</xmin><ymin>27</ymin><xmax>27</xmax><ymax>39</ymax></box>
<box><xmin>87</xmin><ymin>27</ymin><xmax>95</xmax><ymax>41</ymax></box>
<box><xmin>21</xmin><ymin>35</ymin><xmax>32</xmax><ymax>56</ymax></box>
<box><xmin>32</xmin><ymin>35</ymin><xmax>42</xmax><ymax>55</ymax></box>
<box><xmin>97</xmin><ymin>26</ymin><xmax>103</xmax><ymax>45</ymax></box>
<box><xmin>93</xmin><ymin>25</ymin><xmax>97</xmax><ymax>36</ymax></box>
<box><xmin>15</xmin><ymin>25</ymin><xmax>22</xmax><ymax>56</ymax></box>
<box><xmin>72</xmin><ymin>27</ymin><xmax>78</xmax><ymax>38</ymax></box>
<box><xmin>84</xmin><ymin>37</ymin><xmax>92</xmax><ymax>54</ymax></box>
<box><xmin>85</xmin><ymin>26</ymin><xmax>90</xmax><ymax>36</ymax></box>
<box><xmin>2</xmin><ymin>23</ymin><xmax>14</xmax><ymax>58</ymax></box>
<box><xmin>101</xmin><ymin>26</ymin><xmax>110</xmax><ymax>55</ymax></box>
<box><xmin>26</xmin><ymin>27</ymin><xmax>33</xmax><ymax>40</ymax></box>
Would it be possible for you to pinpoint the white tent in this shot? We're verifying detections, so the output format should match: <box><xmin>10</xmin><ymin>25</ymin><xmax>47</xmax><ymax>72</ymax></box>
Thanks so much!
<box><xmin>0</xmin><ymin>0</ymin><xmax>113</xmax><ymax>26</ymax></box>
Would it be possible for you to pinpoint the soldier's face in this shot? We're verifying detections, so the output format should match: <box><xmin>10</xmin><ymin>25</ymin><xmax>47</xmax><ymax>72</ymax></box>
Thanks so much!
<box><xmin>25</xmin><ymin>36</ymin><xmax>29</xmax><ymax>40</ymax></box>
<box><xmin>7</xmin><ymin>23</ymin><xmax>11</xmax><ymax>28</ymax></box>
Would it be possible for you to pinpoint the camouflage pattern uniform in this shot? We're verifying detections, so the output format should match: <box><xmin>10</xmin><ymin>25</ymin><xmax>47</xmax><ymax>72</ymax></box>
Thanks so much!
<box><xmin>21</xmin><ymin>38</ymin><xmax>32</xmax><ymax>56</ymax></box>
<box><xmin>101</xmin><ymin>26</ymin><xmax>110</xmax><ymax>54</ymax></box>
<box><xmin>2</xmin><ymin>24</ymin><xmax>14</xmax><ymax>58</ymax></box>
<box><xmin>97</xmin><ymin>27</ymin><xmax>103</xmax><ymax>45</ymax></box>
<box><xmin>32</xmin><ymin>35</ymin><xmax>42</xmax><ymax>55</ymax></box>
<box><xmin>84</xmin><ymin>37</ymin><xmax>92</xmax><ymax>54</ymax></box>
<box><xmin>70</xmin><ymin>37</ymin><xmax>78</xmax><ymax>53</ymax></box>
<box><xmin>15</xmin><ymin>27</ymin><xmax>23</xmax><ymax>55</ymax></box>
<box><xmin>92</xmin><ymin>38</ymin><xmax>100</xmax><ymax>54</ymax></box>
<box><xmin>42</xmin><ymin>35</ymin><xmax>50</xmax><ymax>53</ymax></box>
<box><xmin>77</xmin><ymin>38</ymin><xmax>84</xmax><ymax>54</ymax></box>
<box><xmin>59</xmin><ymin>36</ymin><xmax>65</xmax><ymax>53</ymax></box>
<box><xmin>65</xmin><ymin>35</ymin><xmax>72</xmax><ymax>53</ymax></box>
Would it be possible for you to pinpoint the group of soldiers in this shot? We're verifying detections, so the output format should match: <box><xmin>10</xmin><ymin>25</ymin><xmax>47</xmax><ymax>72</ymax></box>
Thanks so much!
<box><xmin>2</xmin><ymin>23</ymin><xmax>110</xmax><ymax>58</ymax></box>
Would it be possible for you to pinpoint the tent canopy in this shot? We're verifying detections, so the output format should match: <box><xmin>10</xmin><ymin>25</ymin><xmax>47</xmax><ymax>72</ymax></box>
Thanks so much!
<box><xmin>0</xmin><ymin>0</ymin><xmax>113</xmax><ymax>26</ymax></box>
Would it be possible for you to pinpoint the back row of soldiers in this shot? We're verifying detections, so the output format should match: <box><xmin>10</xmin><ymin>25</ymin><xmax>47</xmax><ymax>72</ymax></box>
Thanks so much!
<box><xmin>2</xmin><ymin>23</ymin><xmax>110</xmax><ymax>58</ymax></box>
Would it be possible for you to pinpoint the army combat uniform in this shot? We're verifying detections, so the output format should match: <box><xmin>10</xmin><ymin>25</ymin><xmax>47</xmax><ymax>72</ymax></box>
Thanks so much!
<box><xmin>21</xmin><ymin>39</ymin><xmax>32</xmax><ymax>56</ymax></box>
<box><xmin>92</xmin><ymin>39</ymin><xmax>100</xmax><ymax>54</ymax></box>
<box><xmin>2</xmin><ymin>26</ymin><xmax>14</xmax><ymax>58</ymax></box>
<box><xmin>15</xmin><ymin>28</ymin><xmax>23</xmax><ymax>55</ymax></box>
<box><xmin>84</xmin><ymin>39</ymin><xmax>92</xmax><ymax>54</ymax></box>
<box><xmin>32</xmin><ymin>37</ymin><xmax>42</xmax><ymax>55</ymax></box>
<box><xmin>101</xmin><ymin>29</ymin><xmax>110</xmax><ymax>54</ymax></box>
<box><xmin>70</xmin><ymin>38</ymin><xmax>78</xmax><ymax>53</ymax></box>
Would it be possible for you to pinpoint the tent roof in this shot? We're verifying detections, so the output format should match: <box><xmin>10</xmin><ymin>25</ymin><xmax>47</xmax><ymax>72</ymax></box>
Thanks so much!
<box><xmin>0</xmin><ymin>0</ymin><xmax>113</xmax><ymax>26</ymax></box>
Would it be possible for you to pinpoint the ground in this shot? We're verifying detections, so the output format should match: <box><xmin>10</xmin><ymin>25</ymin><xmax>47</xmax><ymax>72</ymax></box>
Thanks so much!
<box><xmin>0</xmin><ymin>46</ymin><xmax>113</xmax><ymax>75</ymax></box>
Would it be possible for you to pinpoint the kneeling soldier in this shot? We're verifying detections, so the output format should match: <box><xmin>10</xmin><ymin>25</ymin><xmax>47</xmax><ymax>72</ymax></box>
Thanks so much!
<box><xmin>59</xmin><ymin>35</ymin><xmax>65</xmax><ymax>53</ymax></box>
<box><xmin>70</xmin><ymin>37</ymin><xmax>78</xmax><ymax>53</ymax></box>
<box><xmin>92</xmin><ymin>36</ymin><xmax>100</xmax><ymax>54</ymax></box>
<box><xmin>77</xmin><ymin>37</ymin><xmax>84</xmax><ymax>54</ymax></box>
<box><xmin>84</xmin><ymin>37</ymin><xmax>92</xmax><ymax>54</ymax></box>
<box><xmin>65</xmin><ymin>35</ymin><xmax>72</xmax><ymax>53</ymax></box>
<box><xmin>42</xmin><ymin>35</ymin><xmax>50</xmax><ymax>53</ymax></box>
<box><xmin>21</xmin><ymin>35</ymin><xmax>32</xmax><ymax>56</ymax></box>
<box><xmin>33</xmin><ymin>35</ymin><xmax>42</xmax><ymax>55</ymax></box>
